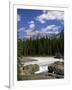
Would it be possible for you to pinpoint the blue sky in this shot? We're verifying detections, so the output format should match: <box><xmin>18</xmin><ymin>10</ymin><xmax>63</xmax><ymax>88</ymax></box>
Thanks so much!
<box><xmin>17</xmin><ymin>9</ymin><xmax>64</xmax><ymax>39</ymax></box>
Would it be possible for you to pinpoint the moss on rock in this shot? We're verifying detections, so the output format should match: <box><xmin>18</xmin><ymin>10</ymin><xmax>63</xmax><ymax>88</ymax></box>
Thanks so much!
<box><xmin>17</xmin><ymin>64</ymin><xmax>39</xmax><ymax>80</ymax></box>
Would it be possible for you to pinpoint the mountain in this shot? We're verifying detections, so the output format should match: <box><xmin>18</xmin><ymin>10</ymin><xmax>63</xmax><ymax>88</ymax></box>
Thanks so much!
<box><xmin>23</xmin><ymin>29</ymin><xmax>64</xmax><ymax>40</ymax></box>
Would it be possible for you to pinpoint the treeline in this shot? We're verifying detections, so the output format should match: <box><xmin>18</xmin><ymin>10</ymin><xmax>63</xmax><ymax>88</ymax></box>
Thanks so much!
<box><xmin>17</xmin><ymin>39</ymin><xmax>24</xmax><ymax>57</ymax></box>
<box><xmin>17</xmin><ymin>32</ymin><xmax>64</xmax><ymax>57</ymax></box>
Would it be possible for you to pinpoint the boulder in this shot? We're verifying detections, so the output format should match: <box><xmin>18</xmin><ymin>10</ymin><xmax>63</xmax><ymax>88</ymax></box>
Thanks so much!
<box><xmin>19</xmin><ymin>64</ymin><xmax>39</xmax><ymax>75</ymax></box>
<box><xmin>54</xmin><ymin>53</ymin><xmax>63</xmax><ymax>59</ymax></box>
<box><xmin>48</xmin><ymin>61</ymin><xmax>64</xmax><ymax>75</ymax></box>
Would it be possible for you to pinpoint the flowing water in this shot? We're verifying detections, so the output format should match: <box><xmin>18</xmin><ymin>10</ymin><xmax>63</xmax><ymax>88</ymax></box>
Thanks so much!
<box><xmin>23</xmin><ymin>57</ymin><xmax>63</xmax><ymax>74</ymax></box>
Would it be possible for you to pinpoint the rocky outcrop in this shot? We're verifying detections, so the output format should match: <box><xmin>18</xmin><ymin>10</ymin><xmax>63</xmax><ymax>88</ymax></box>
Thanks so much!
<box><xmin>48</xmin><ymin>61</ymin><xmax>64</xmax><ymax>75</ymax></box>
<box><xmin>54</xmin><ymin>53</ymin><xmax>63</xmax><ymax>59</ymax></box>
<box><xmin>19</xmin><ymin>64</ymin><xmax>39</xmax><ymax>76</ymax></box>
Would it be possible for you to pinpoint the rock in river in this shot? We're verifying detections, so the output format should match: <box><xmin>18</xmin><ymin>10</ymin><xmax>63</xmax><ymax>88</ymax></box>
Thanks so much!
<box><xmin>48</xmin><ymin>61</ymin><xmax>64</xmax><ymax>75</ymax></box>
<box><xmin>19</xmin><ymin>64</ymin><xmax>39</xmax><ymax>76</ymax></box>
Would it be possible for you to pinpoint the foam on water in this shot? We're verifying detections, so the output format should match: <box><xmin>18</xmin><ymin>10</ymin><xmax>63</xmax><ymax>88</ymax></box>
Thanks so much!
<box><xmin>24</xmin><ymin>57</ymin><xmax>63</xmax><ymax>74</ymax></box>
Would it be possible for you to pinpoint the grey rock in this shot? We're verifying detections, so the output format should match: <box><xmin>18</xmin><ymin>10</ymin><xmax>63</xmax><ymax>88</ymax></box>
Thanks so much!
<box><xmin>48</xmin><ymin>61</ymin><xmax>64</xmax><ymax>75</ymax></box>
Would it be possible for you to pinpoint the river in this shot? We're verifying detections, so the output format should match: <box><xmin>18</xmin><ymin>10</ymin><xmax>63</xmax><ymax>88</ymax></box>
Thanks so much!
<box><xmin>23</xmin><ymin>57</ymin><xmax>63</xmax><ymax>74</ymax></box>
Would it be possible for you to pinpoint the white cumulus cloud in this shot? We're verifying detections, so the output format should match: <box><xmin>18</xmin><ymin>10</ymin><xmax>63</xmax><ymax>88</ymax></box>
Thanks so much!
<box><xmin>41</xmin><ymin>24</ymin><xmax>61</xmax><ymax>34</ymax></box>
<box><xmin>24</xmin><ymin>21</ymin><xmax>36</xmax><ymax>39</ymax></box>
<box><xmin>28</xmin><ymin>21</ymin><xmax>34</xmax><ymax>24</ymax></box>
<box><xmin>36</xmin><ymin>10</ymin><xmax>64</xmax><ymax>23</ymax></box>
<box><xmin>28</xmin><ymin>20</ymin><xmax>35</xmax><ymax>30</ymax></box>
<box><xmin>18</xmin><ymin>27</ymin><xmax>25</xmax><ymax>32</ymax></box>
<box><xmin>45</xmin><ymin>25</ymin><xmax>56</xmax><ymax>30</ymax></box>
<box><xmin>47</xmin><ymin>11</ymin><xmax>64</xmax><ymax>20</ymax></box>
<box><xmin>29</xmin><ymin>23</ymin><xmax>35</xmax><ymax>29</ymax></box>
